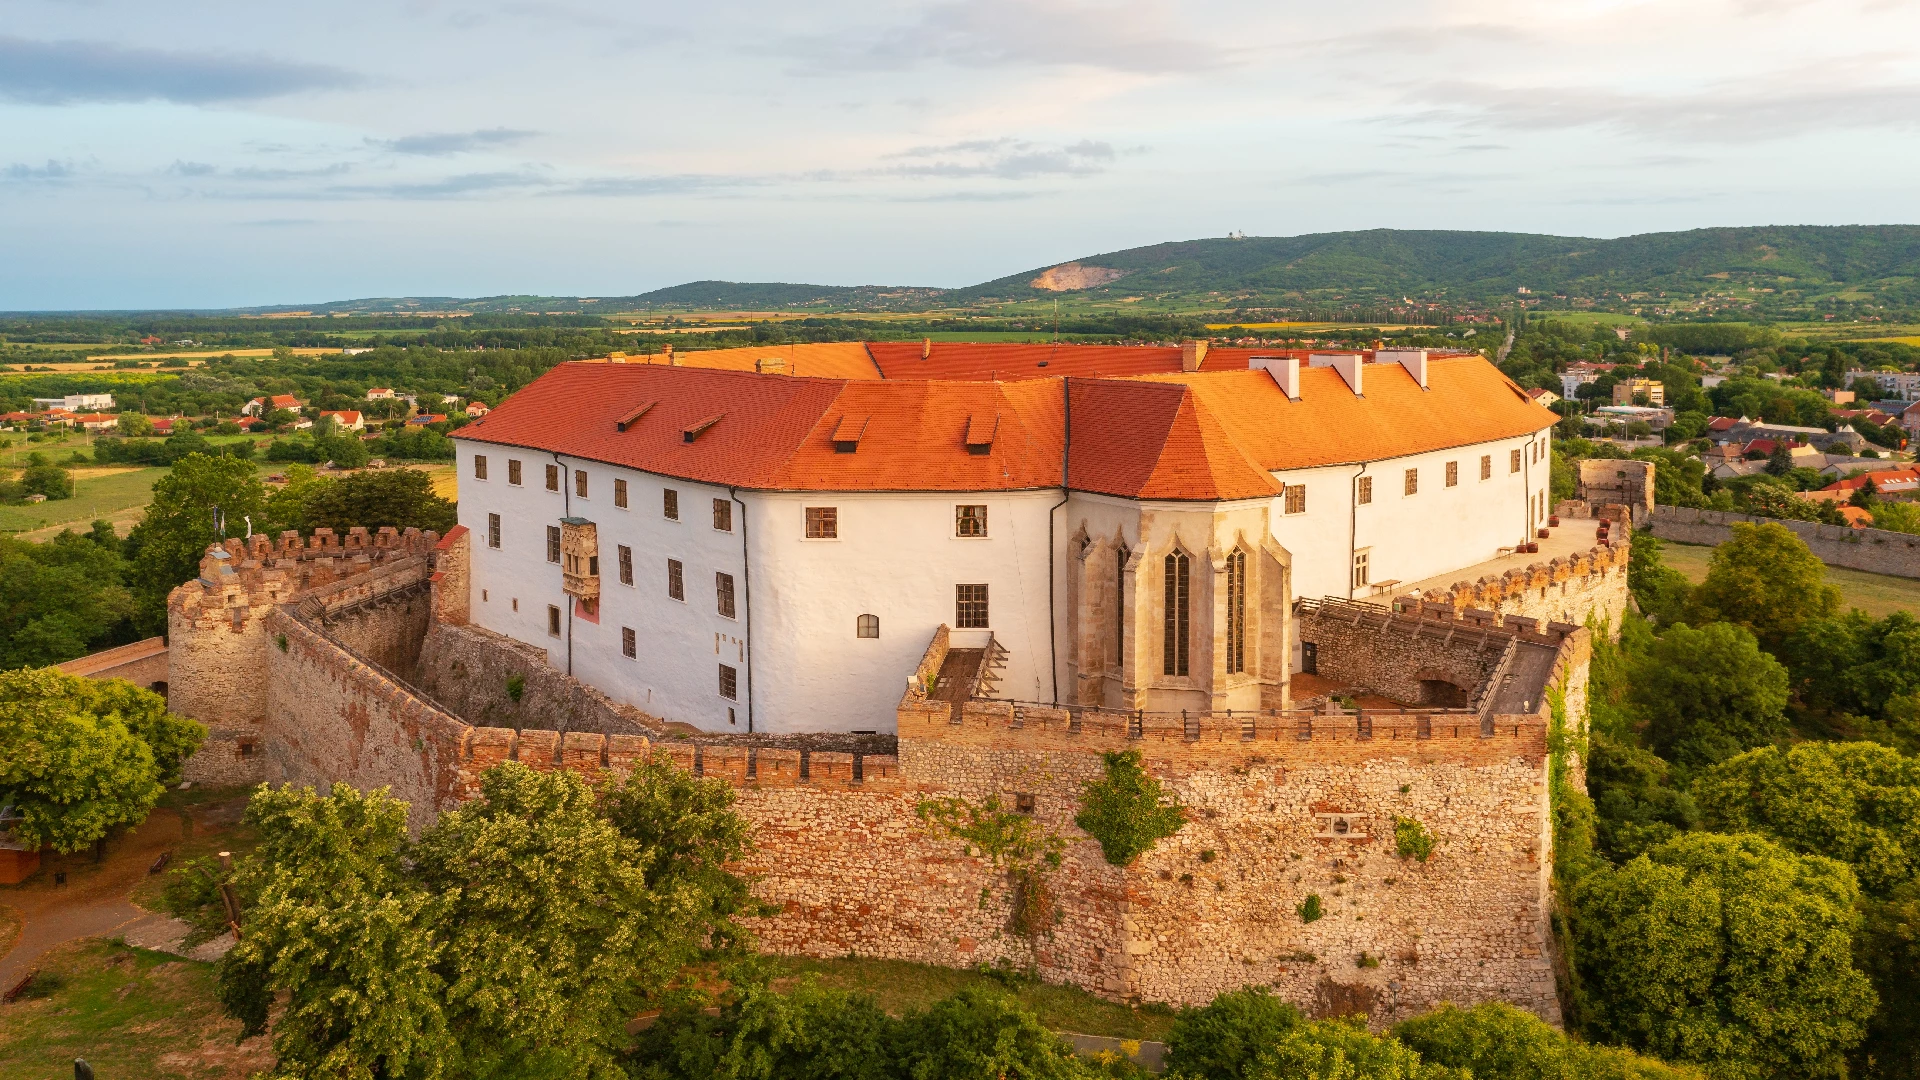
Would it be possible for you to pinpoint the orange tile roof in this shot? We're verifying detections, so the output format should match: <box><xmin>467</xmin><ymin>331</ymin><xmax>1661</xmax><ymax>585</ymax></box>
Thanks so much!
<box><xmin>1125</xmin><ymin>357</ymin><xmax>1557</xmax><ymax>471</ymax></box>
<box><xmin>456</xmin><ymin>355</ymin><xmax>1553</xmax><ymax>498</ymax></box>
<box><xmin>604</xmin><ymin>342</ymin><xmax>883</xmax><ymax>380</ymax></box>
<box><xmin>864</xmin><ymin>342</ymin><xmax>1479</xmax><ymax>382</ymax></box>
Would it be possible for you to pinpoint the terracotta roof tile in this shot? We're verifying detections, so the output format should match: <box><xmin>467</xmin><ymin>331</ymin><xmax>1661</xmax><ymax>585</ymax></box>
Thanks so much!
<box><xmin>604</xmin><ymin>342</ymin><xmax>882</xmax><ymax>380</ymax></box>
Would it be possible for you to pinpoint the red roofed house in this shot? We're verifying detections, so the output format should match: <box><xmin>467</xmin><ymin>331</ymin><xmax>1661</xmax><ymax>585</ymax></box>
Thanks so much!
<box><xmin>452</xmin><ymin>349</ymin><xmax>1562</xmax><ymax>734</ymax></box>
<box><xmin>150</xmin><ymin>416</ymin><xmax>177</xmax><ymax>434</ymax></box>
<box><xmin>72</xmin><ymin>413</ymin><xmax>120</xmax><ymax>433</ymax></box>
<box><xmin>243</xmin><ymin>394</ymin><xmax>303</xmax><ymax>417</ymax></box>
<box><xmin>1824</xmin><ymin>469</ymin><xmax>1920</xmax><ymax>499</ymax></box>
<box><xmin>465</xmin><ymin>401</ymin><xmax>491</xmax><ymax>417</ymax></box>
<box><xmin>408</xmin><ymin>413</ymin><xmax>448</xmax><ymax>426</ymax></box>
<box><xmin>318</xmin><ymin>410</ymin><xmax>365</xmax><ymax>432</ymax></box>
<box><xmin>366</xmin><ymin>388</ymin><xmax>397</xmax><ymax>400</ymax></box>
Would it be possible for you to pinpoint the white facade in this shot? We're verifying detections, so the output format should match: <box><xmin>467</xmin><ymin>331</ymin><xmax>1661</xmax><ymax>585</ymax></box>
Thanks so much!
<box><xmin>456</xmin><ymin>423</ymin><xmax>1552</xmax><ymax>735</ymax></box>
<box><xmin>33</xmin><ymin>393</ymin><xmax>115</xmax><ymax>411</ymax></box>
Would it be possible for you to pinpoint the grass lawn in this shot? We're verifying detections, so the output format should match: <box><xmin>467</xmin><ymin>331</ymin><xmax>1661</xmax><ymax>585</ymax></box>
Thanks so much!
<box><xmin>0</xmin><ymin>940</ymin><xmax>273</xmax><ymax>1080</ymax></box>
<box><xmin>0</xmin><ymin>465</ymin><xmax>167</xmax><ymax>539</ymax></box>
<box><xmin>765</xmin><ymin>955</ymin><xmax>1176</xmax><ymax>1041</ymax></box>
<box><xmin>1661</xmin><ymin>540</ymin><xmax>1920</xmax><ymax>618</ymax></box>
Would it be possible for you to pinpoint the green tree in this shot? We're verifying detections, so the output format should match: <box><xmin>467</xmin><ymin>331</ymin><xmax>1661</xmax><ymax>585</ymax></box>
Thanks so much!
<box><xmin>1688</xmin><ymin>523</ymin><xmax>1839</xmax><ymax>652</ymax></box>
<box><xmin>1856</xmin><ymin>880</ymin><xmax>1920</xmax><ymax>1080</ymax></box>
<box><xmin>1395</xmin><ymin>1001</ymin><xmax>1705</xmax><ymax>1080</ymax></box>
<box><xmin>1075</xmin><ymin>749</ymin><xmax>1184</xmax><ymax>866</ymax></box>
<box><xmin>0</xmin><ymin>528</ymin><xmax>136</xmax><ymax>669</ymax></box>
<box><xmin>628</xmin><ymin>979</ymin><xmax>901</xmax><ymax>1080</ymax></box>
<box><xmin>19</xmin><ymin>463</ymin><xmax>73</xmax><ymax>499</ymax></box>
<box><xmin>124</xmin><ymin>453</ymin><xmax>268</xmax><ymax>633</ymax></box>
<box><xmin>1628</xmin><ymin>622</ymin><xmax>1789</xmax><ymax>770</ymax></box>
<box><xmin>1626</xmin><ymin>531</ymin><xmax>1691</xmax><ymax>627</ymax></box>
<box><xmin>1779</xmin><ymin>611</ymin><xmax>1920</xmax><ymax>729</ymax></box>
<box><xmin>1165</xmin><ymin>986</ymin><xmax>1304</xmax><ymax>1080</ymax></box>
<box><xmin>294</xmin><ymin>468</ymin><xmax>456</xmax><ymax>535</ymax></box>
<box><xmin>897</xmin><ymin>986</ymin><xmax>1096</xmax><ymax>1080</ymax></box>
<box><xmin>1237</xmin><ymin>1018</ymin><xmax>1449</xmax><ymax>1080</ymax></box>
<box><xmin>1573</xmin><ymin>832</ymin><xmax>1875</xmax><ymax>1080</ymax></box>
<box><xmin>1694</xmin><ymin>743</ymin><xmax>1920</xmax><ymax>897</ymax></box>
<box><xmin>1588</xmin><ymin>734</ymin><xmax>1700</xmax><ymax>864</ymax></box>
<box><xmin>1872</xmin><ymin>501</ymin><xmax>1920</xmax><ymax>535</ymax></box>
<box><xmin>0</xmin><ymin>668</ymin><xmax>203</xmax><ymax>852</ymax></box>
<box><xmin>117</xmin><ymin>411</ymin><xmax>154</xmax><ymax>437</ymax></box>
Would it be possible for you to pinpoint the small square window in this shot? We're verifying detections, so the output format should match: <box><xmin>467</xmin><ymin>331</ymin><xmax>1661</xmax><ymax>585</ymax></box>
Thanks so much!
<box><xmin>956</xmin><ymin>504</ymin><xmax>987</xmax><ymax>537</ymax></box>
<box><xmin>956</xmin><ymin>583</ymin><xmax>989</xmax><ymax>628</ymax></box>
<box><xmin>547</xmin><ymin>604</ymin><xmax>562</xmax><ymax>636</ymax></box>
<box><xmin>667</xmin><ymin>559</ymin><xmax>684</xmax><ymax>601</ymax></box>
<box><xmin>713</xmin><ymin>498</ymin><xmax>733</xmax><ymax>532</ymax></box>
<box><xmin>575</xmin><ymin>470</ymin><xmax>588</xmax><ymax>498</ymax></box>
<box><xmin>546</xmin><ymin>525</ymin><xmax>561</xmax><ymax>564</ymax></box>
<box><xmin>473</xmin><ymin>455</ymin><xmax>488</xmax><ymax>480</ymax></box>
<box><xmin>1015</xmin><ymin>792</ymin><xmax>1035</xmax><ymax>814</ymax></box>
<box><xmin>1403</xmin><ymin>468</ymin><xmax>1418</xmax><ymax>496</ymax></box>
<box><xmin>857</xmin><ymin>613</ymin><xmax>879</xmax><ymax>638</ymax></box>
<box><xmin>1510</xmin><ymin>449</ymin><xmax>1522</xmax><ymax>474</ymax></box>
<box><xmin>614</xmin><ymin>478</ymin><xmax>628</xmax><ymax>508</ymax></box>
<box><xmin>1357</xmin><ymin>476</ymin><xmax>1372</xmax><ymax>505</ymax></box>
<box><xmin>805</xmin><ymin>506</ymin><xmax>838</xmax><ymax>538</ymax></box>
<box><xmin>1445</xmin><ymin>461</ymin><xmax>1458</xmax><ymax>487</ymax></box>
<box><xmin>546</xmin><ymin>463</ymin><xmax>560</xmax><ymax>491</ymax></box>
<box><xmin>1480</xmin><ymin>455</ymin><xmax>1492</xmax><ymax>481</ymax></box>
<box><xmin>618</xmin><ymin>544</ymin><xmax>633</xmax><ymax>585</ymax></box>
<box><xmin>487</xmin><ymin>513</ymin><xmax>501</xmax><ymax>549</ymax></box>
<box><xmin>719</xmin><ymin>663</ymin><xmax>738</xmax><ymax>700</ymax></box>
<box><xmin>622</xmin><ymin>627</ymin><xmax>637</xmax><ymax>658</ymax></box>
<box><xmin>1284</xmin><ymin>485</ymin><xmax>1306</xmax><ymax>514</ymax></box>
<box><xmin>717</xmin><ymin>572</ymin><xmax>736</xmax><ymax>619</ymax></box>
<box><xmin>1353</xmin><ymin>550</ymin><xmax>1371</xmax><ymax>589</ymax></box>
<box><xmin>663</xmin><ymin>489</ymin><xmax>679</xmax><ymax>520</ymax></box>
<box><xmin>508</xmin><ymin>459</ymin><xmax>522</xmax><ymax>486</ymax></box>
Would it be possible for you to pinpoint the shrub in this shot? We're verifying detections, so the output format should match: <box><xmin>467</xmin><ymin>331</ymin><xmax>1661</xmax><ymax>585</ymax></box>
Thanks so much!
<box><xmin>1395</xmin><ymin>1001</ymin><xmax>1705</xmax><ymax>1079</ymax></box>
<box><xmin>1164</xmin><ymin>986</ymin><xmax>1304</xmax><ymax>1080</ymax></box>
<box><xmin>1394</xmin><ymin>817</ymin><xmax>1435</xmax><ymax>862</ymax></box>
<box><xmin>1074</xmin><ymin>749</ymin><xmax>1184</xmax><ymax>866</ymax></box>
<box><xmin>1298</xmin><ymin>894</ymin><xmax>1324</xmax><ymax>923</ymax></box>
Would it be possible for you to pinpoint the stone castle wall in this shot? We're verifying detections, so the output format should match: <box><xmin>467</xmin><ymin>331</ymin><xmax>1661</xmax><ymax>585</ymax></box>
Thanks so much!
<box><xmin>1401</xmin><ymin>532</ymin><xmax>1630</xmax><ymax>633</ymax></box>
<box><xmin>415</xmin><ymin>622</ymin><xmax>658</xmax><ymax>737</ymax></box>
<box><xmin>1647</xmin><ymin>505</ymin><xmax>1920</xmax><ymax>580</ymax></box>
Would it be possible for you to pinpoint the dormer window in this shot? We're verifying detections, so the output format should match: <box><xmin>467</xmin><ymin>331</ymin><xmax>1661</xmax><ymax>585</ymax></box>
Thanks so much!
<box><xmin>965</xmin><ymin>413</ymin><xmax>997</xmax><ymax>456</ymax></box>
<box><xmin>832</xmin><ymin>415</ymin><xmax>868</xmax><ymax>454</ymax></box>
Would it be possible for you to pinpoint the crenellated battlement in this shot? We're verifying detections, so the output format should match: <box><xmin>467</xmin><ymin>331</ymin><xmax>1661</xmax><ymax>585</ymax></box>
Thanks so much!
<box><xmin>448</xmin><ymin>727</ymin><xmax>907</xmax><ymax>798</ymax></box>
<box><xmin>168</xmin><ymin>527</ymin><xmax>441</xmax><ymax>621</ymax></box>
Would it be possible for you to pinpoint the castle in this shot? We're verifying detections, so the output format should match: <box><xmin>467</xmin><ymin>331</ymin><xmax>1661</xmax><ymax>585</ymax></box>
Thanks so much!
<box><xmin>118</xmin><ymin>344</ymin><xmax>1642</xmax><ymax>1023</ymax></box>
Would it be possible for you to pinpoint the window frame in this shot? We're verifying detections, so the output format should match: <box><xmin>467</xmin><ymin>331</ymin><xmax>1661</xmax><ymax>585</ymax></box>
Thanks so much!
<box><xmin>955</xmin><ymin>504</ymin><xmax>988</xmax><ymax>538</ymax></box>
<box><xmin>1510</xmin><ymin>448</ymin><xmax>1522</xmax><ymax>474</ymax></box>
<box><xmin>1163</xmin><ymin>550</ymin><xmax>1190</xmax><ymax>677</ymax></box>
<box><xmin>545</xmin><ymin>463</ymin><xmax>560</xmax><ymax>491</ymax></box>
<box><xmin>955</xmin><ymin>583</ymin><xmax>990</xmax><ymax>629</ymax></box>
<box><xmin>545</xmin><ymin>525</ymin><xmax>561</xmax><ymax>564</ymax></box>
<box><xmin>856</xmin><ymin>613</ymin><xmax>880</xmax><ymax>638</ymax></box>
<box><xmin>718</xmin><ymin>663</ymin><xmax>738</xmax><ymax>701</ymax></box>
<box><xmin>618</xmin><ymin>544</ymin><xmax>633</xmax><ymax>586</ymax></box>
<box><xmin>1284</xmin><ymin>484</ymin><xmax>1306</xmax><ymax>515</ymax></box>
<box><xmin>473</xmin><ymin>454</ymin><xmax>488</xmax><ymax>480</ymax></box>
<box><xmin>1480</xmin><ymin>455</ymin><xmax>1492</xmax><ymax>481</ymax></box>
<box><xmin>1403</xmin><ymin>468</ymin><xmax>1418</xmax><ymax>497</ymax></box>
<box><xmin>547</xmin><ymin>604</ymin><xmax>562</xmax><ymax>637</ymax></box>
<box><xmin>622</xmin><ymin>627</ymin><xmax>637</xmax><ymax>658</ymax></box>
<box><xmin>487</xmin><ymin>513</ymin><xmax>501</xmax><ymax>549</ymax></box>
<box><xmin>1357</xmin><ymin>475</ymin><xmax>1372</xmax><ymax>505</ymax></box>
<box><xmin>713</xmin><ymin>498</ymin><xmax>733</xmax><ymax>533</ymax></box>
<box><xmin>1445</xmin><ymin>460</ymin><xmax>1458</xmax><ymax>488</ymax></box>
<box><xmin>508</xmin><ymin>459</ymin><xmax>523</xmax><ymax>486</ymax></box>
<box><xmin>574</xmin><ymin>469</ymin><xmax>588</xmax><ymax>498</ymax></box>
<box><xmin>804</xmin><ymin>506</ymin><xmax>839</xmax><ymax>539</ymax></box>
<box><xmin>1224</xmin><ymin>549</ymin><xmax>1247</xmax><ymax>675</ymax></box>
<box><xmin>1353</xmin><ymin>549</ymin><xmax>1371</xmax><ymax>590</ymax></box>
<box><xmin>717</xmin><ymin>571</ymin><xmax>736</xmax><ymax>619</ymax></box>
<box><xmin>663</xmin><ymin>488</ymin><xmax>680</xmax><ymax>521</ymax></box>
<box><xmin>614</xmin><ymin>478</ymin><xmax>628</xmax><ymax>508</ymax></box>
<box><xmin>667</xmin><ymin>558</ymin><xmax>684</xmax><ymax>602</ymax></box>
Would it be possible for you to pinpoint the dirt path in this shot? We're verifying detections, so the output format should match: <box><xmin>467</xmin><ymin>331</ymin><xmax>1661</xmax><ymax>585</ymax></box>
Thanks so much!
<box><xmin>0</xmin><ymin>803</ymin><xmax>234</xmax><ymax>989</ymax></box>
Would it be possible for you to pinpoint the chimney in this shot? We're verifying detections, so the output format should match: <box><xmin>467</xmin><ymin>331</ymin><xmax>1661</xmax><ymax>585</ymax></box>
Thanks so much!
<box><xmin>1250</xmin><ymin>356</ymin><xmax>1301</xmax><ymax>401</ymax></box>
<box><xmin>1378</xmin><ymin>348</ymin><xmax>1428</xmax><ymax>389</ymax></box>
<box><xmin>1181</xmin><ymin>340</ymin><xmax>1208</xmax><ymax>371</ymax></box>
<box><xmin>754</xmin><ymin>357</ymin><xmax>787</xmax><ymax>375</ymax></box>
<box><xmin>664</xmin><ymin>343</ymin><xmax>679</xmax><ymax>367</ymax></box>
<box><xmin>921</xmin><ymin>337</ymin><xmax>932</xmax><ymax>360</ymax></box>
<box><xmin>1310</xmin><ymin>353</ymin><xmax>1363</xmax><ymax>397</ymax></box>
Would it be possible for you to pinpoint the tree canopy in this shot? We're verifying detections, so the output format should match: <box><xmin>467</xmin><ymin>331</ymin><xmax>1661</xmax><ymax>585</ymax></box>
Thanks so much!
<box><xmin>124</xmin><ymin>452</ymin><xmax>268</xmax><ymax>634</ymax></box>
<box><xmin>1627</xmin><ymin>621</ymin><xmax>1789</xmax><ymax>770</ymax></box>
<box><xmin>1687</xmin><ymin>523</ymin><xmax>1839</xmax><ymax>651</ymax></box>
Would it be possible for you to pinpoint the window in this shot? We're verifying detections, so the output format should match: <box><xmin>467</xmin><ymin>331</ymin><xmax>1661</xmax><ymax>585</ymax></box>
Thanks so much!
<box><xmin>805</xmin><ymin>506</ymin><xmax>838</xmax><ymax>539</ymax></box>
<box><xmin>713</xmin><ymin>498</ymin><xmax>732</xmax><ymax>532</ymax></box>
<box><xmin>1480</xmin><ymin>455</ymin><xmax>1492</xmax><ymax>481</ymax></box>
<box><xmin>719</xmin><ymin>664</ymin><xmax>738</xmax><ymax>700</ymax></box>
<box><xmin>1224</xmin><ymin>549</ymin><xmax>1247</xmax><ymax>675</ymax></box>
<box><xmin>473</xmin><ymin>455</ymin><xmax>488</xmax><ymax>480</ymax></box>
<box><xmin>547</xmin><ymin>604</ymin><xmax>562</xmax><ymax>636</ymax></box>
<box><xmin>546</xmin><ymin>463</ymin><xmax>560</xmax><ymax>491</ymax></box>
<box><xmin>1115</xmin><ymin>544</ymin><xmax>1129</xmax><ymax>662</ymax></box>
<box><xmin>1284</xmin><ymin>484</ymin><xmax>1306</xmax><ymax>514</ymax></box>
<box><xmin>618</xmin><ymin>545</ymin><xmax>633</xmax><ymax>585</ymax></box>
<box><xmin>614</xmin><ymin>479</ymin><xmax>628</xmax><ymax>508</ymax></box>
<box><xmin>1357</xmin><ymin>476</ymin><xmax>1373</xmax><ymax>505</ymax></box>
<box><xmin>955</xmin><ymin>504</ymin><xmax>987</xmax><ymax>537</ymax></box>
<box><xmin>1404</xmin><ymin>468</ymin><xmax>1418</xmax><ymax>496</ymax></box>
<box><xmin>1510</xmin><ymin>448</ymin><xmax>1522</xmax><ymax>474</ymax></box>
<box><xmin>1445</xmin><ymin>461</ymin><xmax>1458</xmax><ymax>487</ymax></box>
<box><xmin>546</xmin><ymin>525</ymin><xmax>561</xmax><ymax>564</ymax></box>
<box><xmin>717</xmin><ymin>572</ymin><xmax>736</xmax><ymax>618</ymax></box>
<box><xmin>1163</xmin><ymin>552</ymin><xmax>1190</xmax><ymax>676</ymax></box>
<box><xmin>663</xmin><ymin>489</ymin><xmax>679</xmax><ymax>520</ymax></box>
<box><xmin>1353</xmin><ymin>550</ymin><xmax>1371</xmax><ymax>590</ymax></box>
<box><xmin>956</xmin><ymin>584</ymin><xmax>990</xmax><ymax>629</ymax></box>
<box><xmin>487</xmin><ymin>513</ymin><xmax>501</xmax><ymax>549</ymax></box>
<box><xmin>508</xmin><ymin>459</ymin><xmax>522</xmax><ymax>486</ymax></box>
<box><xmin>857</xmin><ymin>613</ymin><xmax>879</xmax><ymax>638</ymax></box>
<box><xmin>622</xmin><ymin>627</ymin><xmax>637</xmax><ymax>658</ymax></box>
<box><xmin>667</xmin><ymin>559</ymin><xmax>684</xmax><ymax>601</ymax></box>
<box><xmin>575</xmin><ymin>470</ymin><xmax>588</xmax><ymax>498</ymax></box>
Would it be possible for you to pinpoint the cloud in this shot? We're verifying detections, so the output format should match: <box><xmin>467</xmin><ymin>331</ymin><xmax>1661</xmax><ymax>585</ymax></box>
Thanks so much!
<box><xmin>795</xmin><ymin>0</ymin><xmax>1229</xmax><ymax>74</ymax></box>
<box><xmin>371</xmin><ymin>128</ymin><xmax>540</xmax><ymax>156</ymax></box>
<box><xmin>0</xmin><ymin>36</ymin><xmax>358</xmax><ymax>105</ymax></box>
<box><xmin>5</xmin><ymin>159</ymin><xmax>74</xmax><ymax>181</ymax></box>
<box><xmin>884</xmin><ymin>138</ymin><xmax>1117</xmax><ymax>179</ymax></box>
<box><xmin>320</xmin><ymin>171</ymin><xmax>553</xmax><ymax>200</ymax></box>
<box><xmin>169</xmin><ymin>161</ymin><xmax>218</xmax><ymax>176</ymax></box>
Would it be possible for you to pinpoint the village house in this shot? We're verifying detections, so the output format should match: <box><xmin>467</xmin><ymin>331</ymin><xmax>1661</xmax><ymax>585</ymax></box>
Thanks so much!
<box><xmin>1847</xmin><ymin>370</ymin><xmax>1920</xmax><ymax>400</ymax></box>
<box><xmin>31</xmin><ymin>393</ymin><xmax>115</xmax><ymax>411</ymax></box>
<box><xmin>1611</xmin><ymin>377</ymin><xmax>1665</xmax><ymax>406</ymax></box>
<box><xmin>1559</xmin><ymin>361</ymin><xmax>1612</xmax><ymax>399</ymax></box>
<box><xmin>242</xmin><ymin>394</ymin><xmax>304</xmax><ymax>417</ymax></box>
<box><xmin>452</xmin><ymin>349</ymin><xmax>1558</xmax><ymax>734</ymax></box>
<box><xmin>318</xmin><ymin>410</ymin><xmax>366</xmax><ymax>432</ymax></box>
<box><xmin>367</xmin><ymin>388</ymin><xmax>397</xmax><ymax>400</ymax></box>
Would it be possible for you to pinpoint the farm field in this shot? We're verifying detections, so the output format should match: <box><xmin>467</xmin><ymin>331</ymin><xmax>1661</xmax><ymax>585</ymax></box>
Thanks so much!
<box><xmin>1661</xmin><ymin>539</ymin><xmax>1920</xmax><ymax>618</ymax></box>
<box><xmin>0</xmin><ymin>466</ymin><xmax>167</xmax><ymax>539</ymax></box>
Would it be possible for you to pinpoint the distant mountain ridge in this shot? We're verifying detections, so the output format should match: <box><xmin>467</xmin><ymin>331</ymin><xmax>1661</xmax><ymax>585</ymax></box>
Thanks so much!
<box><xmin>227</xmin><ymin>225</ymin><xmax>1920</xmax><ymax>315</ymax></box>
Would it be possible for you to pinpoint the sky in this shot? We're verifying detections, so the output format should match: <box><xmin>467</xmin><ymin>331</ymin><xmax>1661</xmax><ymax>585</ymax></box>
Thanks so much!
<box><xmin>4</xmin><ymin>0</ymin><xmax>1918</xmax><ymax>309</ymax></box>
